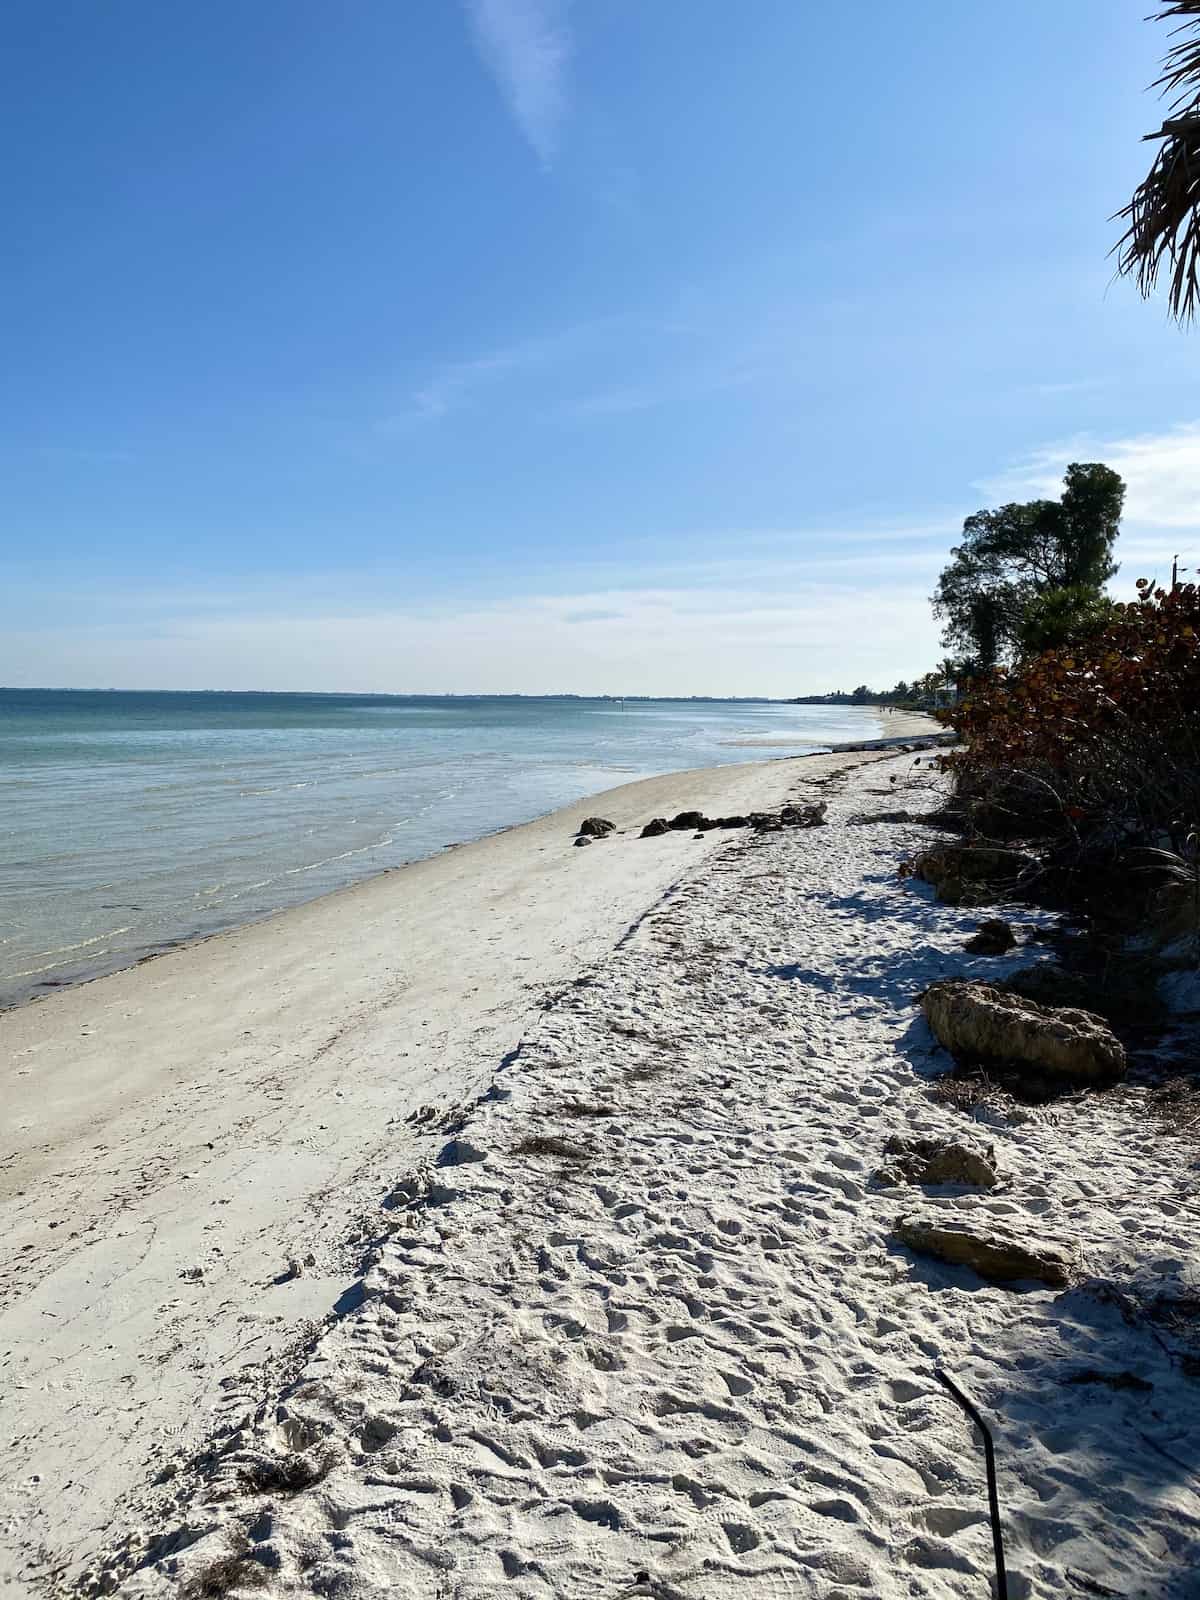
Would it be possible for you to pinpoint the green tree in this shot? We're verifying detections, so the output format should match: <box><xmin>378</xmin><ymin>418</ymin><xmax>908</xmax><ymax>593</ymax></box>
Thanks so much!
<box><xmin>1015</xmin><ymin>585</ymin><xmax>1117</xmax><ymax>657</ymax></box>
<box><xmin>932</xmin><ymin>463</ymin><xmax>1124</xmax><ymax>666</ymax></box>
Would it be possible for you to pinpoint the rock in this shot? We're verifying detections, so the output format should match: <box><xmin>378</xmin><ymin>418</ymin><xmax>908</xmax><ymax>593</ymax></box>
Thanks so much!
<box><xmin>781</xmin><ymin>801</ymin><xmax>828</xmax><ymax>828</ymax></box>
<box><xmin>640</xmin><ymin>818</ymin><xmax>671</xmax><ymax>838</ymax></box>
<box><xmin>574</xmin><ymin>834</ymin><xmax>593</xmax><ymax>847</ymax></box>
<box><xmin>879</xmin><ymin>1135</ymin><xmax>997</xmax><ymax>1188</ymax></box>
<box><xmin>894</xmin><ymin>1213</ymin><xmax>1077</xmax><ymax>1287</ymax></box>
<box><xmin>913</xmin><ymin>845</ymin><xmax>1037</xmax><ymax>906</ymax></box>
<box><xmin>749</xmin><ymin>811</ymin><xmax>783</xmax><ymax>833</ymax></box>
<box><xmin>669</xmin><ymin>811</ymin><xmax>705</xmax><ymax>831</ymax></box>
<box><xmin>718</xmin><ymin>815</ymin><xmax>749</xmax><ymax>829</ymax></box>
<box><xmin>965</xmin><ymin>918</ymin><xmax>1016</xmax><ymax>955</ymax></box>
<box><xmin>577</xmin><ymin>816</ymin><xmax>615</xmax><ymax>839</ymax></box>
<box><xmin>921</xmin><ymin>978</ymin><xmax>1125</xmax><ymax>1087</ymax></box>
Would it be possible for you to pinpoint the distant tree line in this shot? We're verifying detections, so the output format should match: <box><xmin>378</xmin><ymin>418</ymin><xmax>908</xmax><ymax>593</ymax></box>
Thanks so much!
<box><xmin>790</xmin><ymin>666</ymin><xmax>959</xmax><ymax>709</ymax></box>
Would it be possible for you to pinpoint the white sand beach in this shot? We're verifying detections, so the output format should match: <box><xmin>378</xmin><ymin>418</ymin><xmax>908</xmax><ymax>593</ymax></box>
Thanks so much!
<box><xmin>5</xmin><ymin>723</ymin><xmax>1198</xmax><ymax>1598</ymax></box>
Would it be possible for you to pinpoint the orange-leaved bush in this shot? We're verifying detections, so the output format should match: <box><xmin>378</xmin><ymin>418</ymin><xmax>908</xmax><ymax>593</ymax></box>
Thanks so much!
<box><xmin>942</xmin><ymin>581</ymin><xmax>1200</xmax><ymax>855</ymax></box>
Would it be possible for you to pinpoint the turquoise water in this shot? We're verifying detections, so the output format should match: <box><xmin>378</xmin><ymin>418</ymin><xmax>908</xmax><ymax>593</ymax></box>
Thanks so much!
<box><xmin>0</xmin><ymin>689</ymin><xmax>888</xmax><ymax>1009</ymax></box>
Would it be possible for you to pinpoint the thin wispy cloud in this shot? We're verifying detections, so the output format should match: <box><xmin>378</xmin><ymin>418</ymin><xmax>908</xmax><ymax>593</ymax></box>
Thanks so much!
<box><xmin>408</xmin><ymin>352</ymin><xmax>520</xmax><ymax>422</ymax></box>
<box><xmin>466</xmin><ymin>0</ymin><xmax>571</xmax><ymax>167</ymax></box>
<box><xmin>556</xmin><ymin>363</ymin><xmax>765</xmax><ymax>422</ymax></box>
<box><xmin>378</xmin><ymin>317</ymin><xmax>627</xmax><ymax>430</ymax></box>
<box><xmin>375</xmin><ymin>342</ymin><xmax>548</xmax><ymax>432</ymax></box>
<box><xmin>1024</xmin><ymin>377</ymin><xmax>1112</xmax><ymax>398</ymax></box>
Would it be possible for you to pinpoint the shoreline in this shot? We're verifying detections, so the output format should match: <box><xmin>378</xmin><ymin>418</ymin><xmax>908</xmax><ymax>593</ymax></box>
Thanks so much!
<box><xmin>2</xmin><ymin>715</ymin><xmax>943</xmax><ymax>1017</ymax></box>
<box><xmin>1</xmin><ymin>740</ymin><xmax>936</xmax><ymax>1591</ymax></box>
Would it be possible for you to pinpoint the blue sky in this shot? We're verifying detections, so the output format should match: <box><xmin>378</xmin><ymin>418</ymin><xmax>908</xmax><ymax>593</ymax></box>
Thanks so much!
<box><xmin>3</xmin><ymin>0</ymin><xmax>1198</xmax><ymax>694</ymax></box>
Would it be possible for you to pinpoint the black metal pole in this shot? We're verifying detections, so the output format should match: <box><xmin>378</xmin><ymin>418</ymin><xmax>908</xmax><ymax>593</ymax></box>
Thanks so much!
<box><xmin>935</xmin><ymin>1368</ymin><xmax>1009</xmax><ymax>1600</ymax></box>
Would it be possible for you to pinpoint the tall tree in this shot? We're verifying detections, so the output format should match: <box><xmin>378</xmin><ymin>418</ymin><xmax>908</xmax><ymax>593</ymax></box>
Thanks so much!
<box><xmin>932</xmin><ymin>463</ymin><xmax>1124</xmax><ymax>667</ymax></box>
<box><xmin>1116</xmin><ymin>1</ymin><xmax>1200</xmax><ymax>320</ymax></box>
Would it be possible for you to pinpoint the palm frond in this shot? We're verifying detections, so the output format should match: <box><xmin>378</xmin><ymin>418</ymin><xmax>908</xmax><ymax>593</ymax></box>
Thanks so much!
<box><xmin>1114</xmin><ymin>2</ymin><xmax>1200</xmax><ymax>320</ymax></box>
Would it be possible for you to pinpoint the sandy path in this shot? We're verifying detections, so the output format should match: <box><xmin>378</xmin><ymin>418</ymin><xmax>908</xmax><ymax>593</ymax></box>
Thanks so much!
<box><xmin>100</xmin><ymin>752</ymin><xmax>1200</xmax><ymax>1600</ymax></box>
<box><xmin>0</xmin><ymin>742</ymin><xmax>937</xmax><ymax>1592</ymax></box>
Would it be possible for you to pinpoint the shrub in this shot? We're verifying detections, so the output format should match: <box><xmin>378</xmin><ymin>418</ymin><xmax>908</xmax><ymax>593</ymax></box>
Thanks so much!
<box><xmin>942</xmin><ymin>581</ymin><xmax>1200</xmax><ymax>865</ymax></box>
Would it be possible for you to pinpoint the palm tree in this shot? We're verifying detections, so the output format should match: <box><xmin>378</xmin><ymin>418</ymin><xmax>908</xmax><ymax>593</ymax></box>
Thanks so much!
<box><xmin>1116</xmin><ymin>2</ymin><xmax>1200</xmax><ymax>320</ymax></box>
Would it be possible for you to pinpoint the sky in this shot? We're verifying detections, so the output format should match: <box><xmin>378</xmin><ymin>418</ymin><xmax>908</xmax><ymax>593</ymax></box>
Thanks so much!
<box><xmin>3</xmin><ymin>0</ymin><xmax>1199</xmax><ymax>696</ymax></box>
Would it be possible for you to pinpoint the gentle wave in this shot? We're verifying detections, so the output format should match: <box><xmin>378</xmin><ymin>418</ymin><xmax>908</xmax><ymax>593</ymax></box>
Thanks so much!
<box><xmin>6</xmin><ymin>926</ymin><xmax>134</xmax><ymax>981</ymax></box>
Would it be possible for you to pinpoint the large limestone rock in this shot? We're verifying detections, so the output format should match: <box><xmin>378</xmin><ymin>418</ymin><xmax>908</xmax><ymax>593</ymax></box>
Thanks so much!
<box><xmin>913</xmin><ymin>845</ymin><xmax>1037</xmax><ymax>906</ymax></box>
<box><xmin>921</xmin><ymin>978</ymin><xmax>1125</xmax><ymax>1087</ymax></box>
<box><xmin>895</xmin><ymin>1213</ymin><xmax>1078</xmax><ymax>1287</ymax></box>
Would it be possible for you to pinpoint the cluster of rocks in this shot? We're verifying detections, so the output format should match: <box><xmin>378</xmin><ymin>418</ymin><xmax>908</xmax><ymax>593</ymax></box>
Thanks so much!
<box><xmin>888</xmin><ymin>806</ymin><xmax>1131</xmax><ymax>1290</ymax></box>
<box><xmin>877</xmin><ymin>1133</ymin><xmax>1079</xmax><ymax>1287</ymax></box>
<box><xmin>639</xmin><ymin>801</ymin><xmax>827</xmax><ymax>840</ymax></box>
<box><xmin>575</xmin><ymin>799</ymin><xmax>829</xmax><ymax>845</ymax></box>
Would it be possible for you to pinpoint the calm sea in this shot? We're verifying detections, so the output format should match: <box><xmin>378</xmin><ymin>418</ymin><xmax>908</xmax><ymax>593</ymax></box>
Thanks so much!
<box><xmin>0</xmin><ymin>689</ymin><xmax>891</xmax><ymax>1009</ymax></box>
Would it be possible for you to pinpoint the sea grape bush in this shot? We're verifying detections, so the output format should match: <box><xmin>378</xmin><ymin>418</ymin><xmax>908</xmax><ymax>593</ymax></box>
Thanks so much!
<box><xmin>942</xmin><ymin>581</ymin><xmax>1200</xmax><ymax>856</ymax></box>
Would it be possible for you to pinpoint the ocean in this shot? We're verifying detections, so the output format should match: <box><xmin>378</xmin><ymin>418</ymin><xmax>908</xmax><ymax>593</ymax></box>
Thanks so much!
<box><xmin>0</xmin><ymin>689</ymin><xmax>893</xmax><ymax>1009</ymax></box>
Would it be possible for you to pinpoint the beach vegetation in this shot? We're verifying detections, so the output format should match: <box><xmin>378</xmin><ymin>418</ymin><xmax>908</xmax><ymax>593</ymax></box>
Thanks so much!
<box><xmin>941</xmin><ymin>579</ymin><xmax>1200</xmax><ymax>924</ymax></box>
<box><xmin>512</xmin><ymin>1132</ymin><xmax>592</xmax><ymax>1162</ymax></box>
<box><xmin>179</xmin><ymin>1534</ymin><xmax>269</xmax><ymax>1600</ymax></box>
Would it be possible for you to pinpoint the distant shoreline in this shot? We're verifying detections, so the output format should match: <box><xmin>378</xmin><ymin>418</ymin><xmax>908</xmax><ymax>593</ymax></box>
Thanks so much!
<box><xmin>5</xmin><ymin>686</ymin><xmax>799</xmax><ymax>701</ymax></box>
